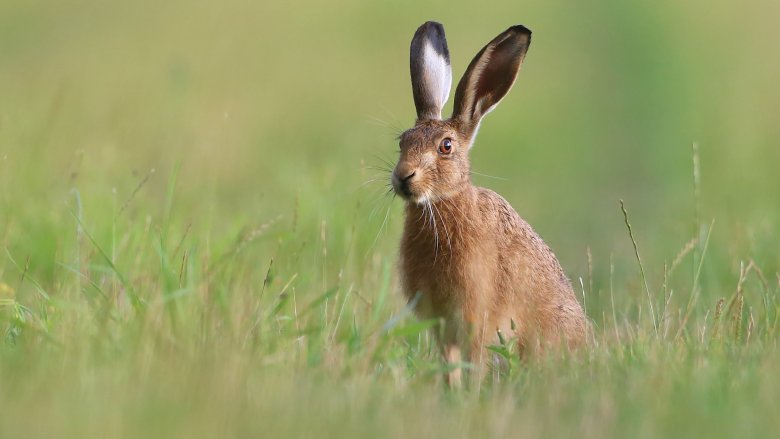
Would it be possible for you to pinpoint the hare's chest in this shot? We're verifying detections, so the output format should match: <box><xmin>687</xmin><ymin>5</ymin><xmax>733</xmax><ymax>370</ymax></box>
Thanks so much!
<box><xmin>399</xmin><ymin>237</ymin><xmax>485</xmax><ymax>312</ymax></box>
<box><xmin>399</xmin><ymin>247</ymin><xmax>459</xmax><ymax>295</ymax></box>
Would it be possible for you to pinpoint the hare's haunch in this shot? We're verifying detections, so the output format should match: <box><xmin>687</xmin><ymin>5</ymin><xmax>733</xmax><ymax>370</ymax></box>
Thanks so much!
<box><xmin>392</xmin><ymin>22</ymin><xmax>586</xmax><ymax>387</ymax></box>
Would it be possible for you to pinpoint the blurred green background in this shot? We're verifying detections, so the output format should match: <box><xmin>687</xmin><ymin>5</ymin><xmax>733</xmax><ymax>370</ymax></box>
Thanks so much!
<box><xmin>1</xmin><ymin>0</ymin><xmax>779</xmax><ymax>437</ymax></box>
<box><xmin>2</xmin><ymin>0</ymin><xmax>778</xmax><ymax>278</ymax></box>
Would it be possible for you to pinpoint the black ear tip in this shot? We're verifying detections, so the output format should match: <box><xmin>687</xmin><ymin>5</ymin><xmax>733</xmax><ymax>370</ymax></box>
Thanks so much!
<box><xmin>412</xmin><ymin>21</ymin><xmax>450</xmax><ymax>60</ymax></box>
<box><xmin>416</xmin><ymin>21</ymin><xmax>446</xmax><ymax>38</ymax></box>
<box><xmin>508</xmin><ymin>24</ymin><xmax>532</xmax><ymax>37</ymax></box>
<box><xmin>421</xmin><ymin>21</ymin><xmax>444</xmax><ymax>30</ymax></box>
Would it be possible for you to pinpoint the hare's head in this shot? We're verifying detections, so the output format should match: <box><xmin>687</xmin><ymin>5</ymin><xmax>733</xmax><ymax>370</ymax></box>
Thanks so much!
<box><xmin>392</xmin><ymin>22</ymin><xmax>531</xmax><ymax>204</ymax></box>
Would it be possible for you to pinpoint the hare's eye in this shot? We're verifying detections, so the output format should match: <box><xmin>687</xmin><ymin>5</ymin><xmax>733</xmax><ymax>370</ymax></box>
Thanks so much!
<box><xmin>438</xmin><ymin>138</ymin><xmax>453</xmax><ymax>155</ymax></box>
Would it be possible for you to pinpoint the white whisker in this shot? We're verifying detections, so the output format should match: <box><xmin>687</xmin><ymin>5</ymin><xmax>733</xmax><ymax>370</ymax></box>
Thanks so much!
<box><xmin>367</xmin><ymin>187</ymin><xmax>393</xmax><ymax>221</ymax></box>
<box><xmin>470</xmin><ymin>170</ymin><xmax>508</xmax><ymax>181</ymax></box>
<box><xmin>366</xmin><ymin>191</ymin><xmax>395</xmax><ymax>258</ymax></box>
<box><xmin>359</xmin><ymin>176</ymin><xmax>392</xmax><ymax>189</ymax></box>
<box><xmin>431</xmin><ymin>200</ymin><xmax>452</xmax><ymax>254</ymax></box>
<box><xmin>427</xmin><ymin>200</ymin><xmax>440</xmax><ymax>263</ymax></box>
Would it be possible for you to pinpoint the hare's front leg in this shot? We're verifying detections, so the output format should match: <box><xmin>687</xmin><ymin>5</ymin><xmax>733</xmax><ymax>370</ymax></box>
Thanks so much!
<box><xmin>463</xmin><ymin>311</ymin><xmax>497</xmax><ymax>386</ymax></box>
<box><xmin>440</xmin><ymin>306</ymin><xmax>491</xmax><ymax>388</ymax></box>
<box><xmin>442</xmin><ymin>342</ymin><xmax>462</xmax><ymax>388</ymax></box>
<box><xmin>437</xmin><ymin>314</ymin><xmax>469</xmax><ymax>389</ymax></box>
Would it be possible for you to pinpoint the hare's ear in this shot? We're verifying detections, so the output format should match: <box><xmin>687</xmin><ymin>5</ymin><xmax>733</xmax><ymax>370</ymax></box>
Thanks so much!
<box><xmin>452</xmin><ymin>25</ymin><xmax>531</xmax><ymax>139</ymax></box>
<box><xmin>410</xmin><ymin>21</ymin><xmax>452</xmax><ymax>121</ymax></box>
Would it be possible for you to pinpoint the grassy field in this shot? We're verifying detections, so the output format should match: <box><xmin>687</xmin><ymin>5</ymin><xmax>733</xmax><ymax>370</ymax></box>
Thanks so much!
<box><xmin>1</xmin><ymin>0</ymin><xmax>779</xmax><ymax>437</ymax></box>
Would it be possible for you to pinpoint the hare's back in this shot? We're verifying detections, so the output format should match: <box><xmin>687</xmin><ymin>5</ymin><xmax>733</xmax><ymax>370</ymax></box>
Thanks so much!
<box><xmin>477</xmin><ymin>187</ymin><xmax>585</xmax><ymax>344</ymax></box>
<box><xmin>476</xmin><ymin>187</ymin><xmax>573</xmax><ymax>292</ymax></box>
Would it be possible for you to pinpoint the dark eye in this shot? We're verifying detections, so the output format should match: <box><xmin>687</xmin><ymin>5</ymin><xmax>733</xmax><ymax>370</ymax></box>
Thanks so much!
<box><xmin>438</xmin><ymin>138</ymin><xmax>453</xmax><ymax>155</ymax></box>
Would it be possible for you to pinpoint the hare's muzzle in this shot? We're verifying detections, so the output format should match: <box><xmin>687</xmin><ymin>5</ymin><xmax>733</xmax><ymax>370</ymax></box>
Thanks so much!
<box><xmin>391</xmin><ymin>169</ymin><xmax>417</xmax><ymax>199</ymax></box>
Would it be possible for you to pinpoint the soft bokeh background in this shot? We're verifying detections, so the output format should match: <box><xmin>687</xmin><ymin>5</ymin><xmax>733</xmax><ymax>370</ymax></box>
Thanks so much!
<box><xmin>3</xmin><ymin>0</ymin><xmax>779</xmax><ymax>279</ymax></box>
<box><xmin>1</xmin><ymin>0</ymin><xmax>779</xmax><ymax>437</ymax></box>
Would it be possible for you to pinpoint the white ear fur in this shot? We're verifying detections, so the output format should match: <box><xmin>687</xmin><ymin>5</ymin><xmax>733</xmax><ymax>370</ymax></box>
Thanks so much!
<box><xmin>410</xmin><ymin>22</ymin><xmax>452</xmax><ymax>120</ymax></box>
<box><xmin>418</xmin><ymin>40</ymin><xmax>451</xmax><ymax>118</ymax></box>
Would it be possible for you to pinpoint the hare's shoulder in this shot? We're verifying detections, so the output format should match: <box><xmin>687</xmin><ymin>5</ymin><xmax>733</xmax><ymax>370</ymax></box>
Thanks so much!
<box><xmin>475</xmin><ymin>187</ymin><xmax>562</xmax><ymax>265</ymax></box>
<box><xmin>475</xmin><ymin>187</ymin><xmax>531</xmax><ymax>235</ymax></box>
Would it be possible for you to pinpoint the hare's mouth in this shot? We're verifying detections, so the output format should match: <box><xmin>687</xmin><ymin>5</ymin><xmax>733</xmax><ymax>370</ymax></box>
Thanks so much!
<box><xmin>391</xmin><ymin>173</ymin><xmax>437</xmax><ymax>205</ymax></box>
<box><xmin>395</xmin><ymin>184</ymin><xmax>414</xmax><ymax>199</ymax></box>
<box><xmin>391</xmin><ymin>172</ymin><xmax>418</xmax><ymax>200</ymax></box>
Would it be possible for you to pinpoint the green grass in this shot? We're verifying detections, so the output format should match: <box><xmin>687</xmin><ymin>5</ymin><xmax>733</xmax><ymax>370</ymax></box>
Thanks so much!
<box><xmin>1</xmin><ymin>0</ymin><xmax>779</xmax><ymax>437</ymax></box>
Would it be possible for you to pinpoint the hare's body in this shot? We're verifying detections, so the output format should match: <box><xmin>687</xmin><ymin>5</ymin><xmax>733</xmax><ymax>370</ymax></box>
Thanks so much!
<box><xmin>392</xmin><ymin>22</ymin><xmax>585</xmax><ymax>386</ymax></box>
<box><xmin>400</xmin><ymin>186</ymin><xmax>585</xmax><ymax>352</ymax></box>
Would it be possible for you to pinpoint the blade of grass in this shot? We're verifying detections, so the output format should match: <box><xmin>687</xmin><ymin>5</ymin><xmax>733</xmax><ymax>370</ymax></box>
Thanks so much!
<box><xmin>620</xmin><ymin>200</ymin><xmax>658</xmax><ymax>337</ymax></box>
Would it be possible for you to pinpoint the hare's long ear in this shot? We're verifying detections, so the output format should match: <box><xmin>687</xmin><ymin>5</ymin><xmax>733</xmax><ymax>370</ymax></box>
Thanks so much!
<box><xmin>452</xmin><ymin>25</ymin><xmax>531</xmax><ymax>140</ymax></box>
<box><xmin>410</xmin><ymin>21</ymin><xmax>452</xmax><ymax>121</ymax></box>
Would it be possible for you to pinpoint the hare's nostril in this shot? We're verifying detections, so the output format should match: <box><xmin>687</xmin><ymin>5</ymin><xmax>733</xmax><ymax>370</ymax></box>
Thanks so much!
<box><xmin>392</xmin><ymin>170</ymin><xmax>417</xmax><ymax>198</ymax></box>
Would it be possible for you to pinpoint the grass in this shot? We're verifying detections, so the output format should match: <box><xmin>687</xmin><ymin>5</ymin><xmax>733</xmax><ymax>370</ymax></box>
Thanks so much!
<box><xmin>2</xmin><ymin>0</ymin><xmax>780</xmax><ymax>437</ymax></box>
<box><xmin>1</xmin><ymin>149</ymin><xmax>777</xmax><ymax>439</ymax></box>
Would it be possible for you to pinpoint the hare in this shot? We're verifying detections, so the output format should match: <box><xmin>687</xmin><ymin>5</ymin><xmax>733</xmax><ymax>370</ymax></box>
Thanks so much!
<box><xmin>391</xmin><ymin>22</ymin><xmax>586</xmax><ymax>387</ymax></box>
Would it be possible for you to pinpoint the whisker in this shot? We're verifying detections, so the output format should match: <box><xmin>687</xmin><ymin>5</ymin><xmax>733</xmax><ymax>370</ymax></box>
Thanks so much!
<box><xmin>365</xmin><ymin>191</ymin><xmax>396</xmax><ymax>258</ymax></box>
<box><xmin>370</xmin><ymin>153</ymin><xmax>397</xmax><ymax>168</ymax></box>
<box><xmin>359</xmin><ymin>176</ymin><xmax>392</xmax><ymax>189</ymax></box>
<box><xmin>431</xmin><ymin>201</ymin><xmax>452</xmax><ymax>254</ymax></box>
<box><xmin>364</xmin><ymin>165</ymin><xmax>394</xmax><ymax>173</ymax></box>
<box><xmin>441</xmin><ymin>196</ymin><xmax>468</xmax><ymax>242</ymax></box>
<box><xmin>412</xmin><ymin>203</ymin><xmax>428</xmax><ymax>241</ymax></box>
<box><xmin>366</xmin><ymin>186</ymin><xmax>394</xmax><ymax>221</ymax></box>
<box><xmin>365</xmin><ymin>115</ymin><xmax>404</xmax><ymax>135</ymax></box>
<box><xmin>365</xmin><ymin>107</ymin><xmax>405</xmax><ymax>135</ymax></box>
<box><xmin>427</xmin><ymin>201</ymin><xmax>439</xmax><ymax>263</ymax></box>
<box><xmin>470</xmin><ymin>170</ymin><xmax>508</xmax><ymax>181</ymax></box>
<box><xmin>378</xmin><ymin>194</ymin><xmax>394</xmax><ymax>241</ymax></box>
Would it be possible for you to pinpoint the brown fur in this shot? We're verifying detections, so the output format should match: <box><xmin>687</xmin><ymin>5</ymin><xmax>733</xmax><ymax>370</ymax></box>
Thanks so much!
<box><xmin>394</xmin><ymin>23</ymin><xmax>586</xmax><ymax>387</ymax></box>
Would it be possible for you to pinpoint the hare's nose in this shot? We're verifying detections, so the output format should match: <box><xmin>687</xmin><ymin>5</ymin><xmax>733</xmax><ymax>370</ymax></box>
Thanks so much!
<box><xmin>392</xmin><ymin>169</ymin><xmax>417</xmax><ymax>198</ymax></box>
